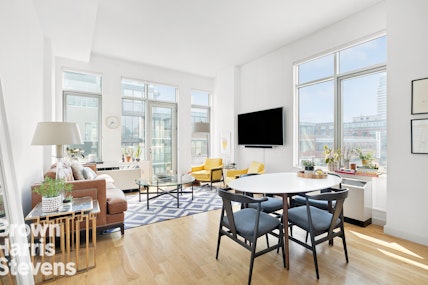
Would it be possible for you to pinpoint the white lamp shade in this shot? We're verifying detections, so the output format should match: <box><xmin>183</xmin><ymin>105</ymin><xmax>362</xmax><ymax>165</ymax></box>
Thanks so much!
<box><xmin>192</xmin><ymin>122</ymin><xmax>210</xmax><ymax>133</ymax></box>
<box><xmin>31</xmin><ymin>122</ymin><xmax>83</xmax><ymax>146</ymax></box>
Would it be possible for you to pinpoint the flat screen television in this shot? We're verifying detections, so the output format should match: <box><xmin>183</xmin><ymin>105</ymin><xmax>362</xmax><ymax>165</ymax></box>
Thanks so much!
<box><xmin>237</xmin><ymin>107</ymin><xmax>284</xmax><ymax>147</ymax></box>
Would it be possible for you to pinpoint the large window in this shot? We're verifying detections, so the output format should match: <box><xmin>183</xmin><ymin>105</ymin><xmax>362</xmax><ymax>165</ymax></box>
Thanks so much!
<box><xmin>63</xmin><ymin>71</ymin><xmax>102</xmax><ymax>161</ymax></box>
<box><xmin>191</xmin><ymin>90</ymin><xmax>210</xmax><ymax>165</ymax></box>
<box><xmin>296</xmin><ymin>35</ymin><xmax>387</xmax><ymax>169</ymax></box>
<box><xmin>121</xmin><ymin>79</ymin><xmax>177</xmax><ymax>175</ymax></box>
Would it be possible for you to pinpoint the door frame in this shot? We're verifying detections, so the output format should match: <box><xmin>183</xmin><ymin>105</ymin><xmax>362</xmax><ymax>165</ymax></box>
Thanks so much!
<box><xmin>147</xmin><ymin>101</ymin><xmax>177</xmax><ymax>175</ymax></box>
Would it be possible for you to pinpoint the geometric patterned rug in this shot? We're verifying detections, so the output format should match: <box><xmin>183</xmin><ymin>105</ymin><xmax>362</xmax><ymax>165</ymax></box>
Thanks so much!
<box><xmin>124</xmin><ymin>186</ymin><xmax>223</xmax><ymax>230</ymax></box>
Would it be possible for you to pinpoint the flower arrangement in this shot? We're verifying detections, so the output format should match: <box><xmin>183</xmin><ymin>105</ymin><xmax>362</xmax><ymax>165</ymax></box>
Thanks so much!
<box><xmin>324</xmin><ymin>145</ymin><xmax>341</xmax><ymax>164</ymax></box>
<box><xmin>66</xmin><ymin>147</ymin><xmax>85</xmax><ymax>160</ymax></box>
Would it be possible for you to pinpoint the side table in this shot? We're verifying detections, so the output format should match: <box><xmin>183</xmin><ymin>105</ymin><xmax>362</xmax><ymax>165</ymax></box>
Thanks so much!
<box><xmin>25</xmin><ymin>197</ymin><xmax>99</xmax><ymax>283</ymax></box>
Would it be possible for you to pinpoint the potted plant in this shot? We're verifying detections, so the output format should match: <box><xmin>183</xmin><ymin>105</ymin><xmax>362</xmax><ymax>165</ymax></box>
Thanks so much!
<box><xmin>134</xmin><ymin>144</ymin><xmax>142</xmax><ymax>162</ymax></box>
<box><xmin>302</xmin><ymin>160</ymin><xmax>315</xmax><ymax>173</ymax></box>
<box><xmin>33</xmin><ymin>177</ymin><xmax>73</xmax><ymax>212</ymax></box>
<box><xmin>355</xmin><ymin>147</ymin><xmax>373</xmax><ymax>166</ymax></box>
<box><xmin>122</xmin><ymin>146</ymin><xmax>133</xmax><ymax>162</ymax></box>
<box><xmin>341</xmin><ymin>145</ymin><xmax>355</xmax><ymax>169</ymax></box>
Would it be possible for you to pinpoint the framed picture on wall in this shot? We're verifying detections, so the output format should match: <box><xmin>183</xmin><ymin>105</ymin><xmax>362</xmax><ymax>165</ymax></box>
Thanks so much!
<box><xmin>411</xmin><ymin>118</ymin><xmax>428</xmax><ymax>154</ymax></box>
<box><xmin>411</xmin><ymin>77</ymin><xmax>428</xmax><ymax>114</ymax></box>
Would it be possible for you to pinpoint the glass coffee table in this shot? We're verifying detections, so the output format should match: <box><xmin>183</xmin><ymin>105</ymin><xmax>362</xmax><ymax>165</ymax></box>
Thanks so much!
<box><xmin>135</xmin><ymin>174</ymin><xmax>196</xmax><ymax>209</ymax></box>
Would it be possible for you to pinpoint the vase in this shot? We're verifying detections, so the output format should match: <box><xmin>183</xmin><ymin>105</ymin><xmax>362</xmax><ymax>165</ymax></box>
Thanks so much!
<box><xmin>328</xmin><ymin>162</ymin><xmax>335</xmax><ymax>171</ymax></box>
<box><xmin>361</xmin><ymin>159</ymin><xmax>369</xmax><ymax>166</ymax></box>
<box><xmin>304</xmin><ymin>166</ymin><xmax>314</xmax><ymax>174</ymax></box>
<box><xmin>343</xmin><ymin>160</ymin><xmax>350</xmax><ymax>169</ymax></box>
<box><xmin>42</xmin><ymin>195</ymin><xmax>62</xmax><ymax>212</ymax></box>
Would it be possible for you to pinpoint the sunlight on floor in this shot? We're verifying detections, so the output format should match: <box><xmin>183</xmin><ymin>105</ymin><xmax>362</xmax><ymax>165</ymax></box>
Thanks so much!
<box><xmin>350</xmin><ymin>230</ymin><xmax>423</xmax><ymax>259</ymax></box>
<box><xmin>378</xmin><ymin>249</ymin><xmax>428</xmax><ymax>270</ymax></box>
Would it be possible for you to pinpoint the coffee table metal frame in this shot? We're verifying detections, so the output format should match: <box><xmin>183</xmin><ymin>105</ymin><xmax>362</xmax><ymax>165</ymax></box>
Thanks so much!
<box><xmin>136</xmin><ymin>175</ymin><xmax>195</xmax><ymax>209</ymax></box>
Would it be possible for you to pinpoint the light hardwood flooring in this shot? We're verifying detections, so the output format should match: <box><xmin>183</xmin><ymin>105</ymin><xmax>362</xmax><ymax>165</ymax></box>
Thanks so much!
<box><xmin>46</xmin><ymin>208</ymin><xmax>428</xmax><ymax>285</ymax></box>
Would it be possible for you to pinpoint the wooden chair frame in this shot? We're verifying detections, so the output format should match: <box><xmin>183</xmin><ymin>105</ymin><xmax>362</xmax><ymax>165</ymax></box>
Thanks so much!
<box><xmin>216</xmin><ymin>188</ymin><xmax>285</xmax><ymax>285</ymax></box>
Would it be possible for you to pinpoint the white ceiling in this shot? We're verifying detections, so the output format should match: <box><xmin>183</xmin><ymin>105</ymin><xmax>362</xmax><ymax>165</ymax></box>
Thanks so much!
<box><xmin>34</xmin><ymin>0</ymin><xmax>383</xmax><ymax>78</ymax></box>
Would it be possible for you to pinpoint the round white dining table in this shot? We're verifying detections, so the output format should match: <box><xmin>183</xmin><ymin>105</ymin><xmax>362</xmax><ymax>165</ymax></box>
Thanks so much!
<box><xmin>227</xmin><ymin>172</ymin><xmax>342</xmax><ymax>270</ymax></box>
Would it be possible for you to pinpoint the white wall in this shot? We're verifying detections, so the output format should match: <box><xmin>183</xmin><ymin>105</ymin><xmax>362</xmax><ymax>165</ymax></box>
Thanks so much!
<box><xmin>385</xmin><ymin>0</ymin><xmax>428</xmax><ymax>245</ymax></box>
<box><xmin>0</xmin><ymin>1</ymin><xmax>47</xmax><ymax>214</ymax></box>
<box><xmin>55</xmin><ymin>55</ymin><xmax>214</xmax><ymax>175</ymax></box>
<box><xmin>215</xmin><ymin>0</ymin><xmax>428</xmax><ymax>245</ymax></box>
<box><xmin>231</xmin><ymin>2</ymin><xmax>386</xmax><ymax>174</ymax></box>
<box><xmin>213</xmin><ymin>66</ymin><xmax>239</xmax><ymax>164</ymax></box>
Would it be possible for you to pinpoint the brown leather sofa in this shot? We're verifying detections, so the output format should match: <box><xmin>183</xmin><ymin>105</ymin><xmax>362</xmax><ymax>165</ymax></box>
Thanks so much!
<box><xmin>31</xmin><ymin>163</ymin><xmax>127</xmax><ymax>235</ymax></box>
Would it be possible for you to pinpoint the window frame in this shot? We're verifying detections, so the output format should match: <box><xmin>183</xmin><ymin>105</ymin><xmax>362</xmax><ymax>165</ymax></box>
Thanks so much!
<box><xmin>62</xmin><ymin>70</ymin><xmax>103</xmax><ymax>161</ymax></box>
<box><xmin>191</xmin><ymin>89</ymin><xmax>211</xmax><ymax>165</ymax></box>
<box><xmin>121</xmin><ymin>78</ymin><xmax>178</xmax><ymax>173</ymax></box>
<box><xmin>294</xmin><ymin>35</ymin><xmax>387</xmax><ymax>168</ymax></box>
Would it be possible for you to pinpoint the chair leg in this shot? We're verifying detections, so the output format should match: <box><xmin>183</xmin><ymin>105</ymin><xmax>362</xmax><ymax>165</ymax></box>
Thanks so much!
<box><xmin>248</xmin><ymin>239</ymin><xmax>257</xmax><ymax>285</ymax></box>
<box><xmin>341</xmin><ymin>226</ymin><xmax>349</xmax><ymax>263</ymax></box>
<box><xmin>309</xmin><ymin>234</ymin><xmax>320</xmax><ymax>279</ymax></box>
<box><xmin>216</xmin><ymin>233</ymin><xmax>222</xmax><ymax>259</ymax></box>
<box><xmin>278</xmin><ymin>226</ymin><xmax>286</xmax><ymax>267</ymax></box>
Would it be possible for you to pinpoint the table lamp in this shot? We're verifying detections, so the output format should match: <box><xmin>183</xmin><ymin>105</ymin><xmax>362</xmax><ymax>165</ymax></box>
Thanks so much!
<box><xmin>31</xmin><ymin>122</ymin><xmax>83</xmax><ymax>159</ymax></box>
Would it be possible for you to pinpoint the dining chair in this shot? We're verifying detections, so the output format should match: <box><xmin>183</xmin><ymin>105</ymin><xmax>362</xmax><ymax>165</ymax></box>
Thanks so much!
<box><xmin>237</xmin><ymin>173</ymin><xmax>283</xmax><ymax>248</ymax></box>
<box><xmin>290</xmin><ymin>173</ymin><xmax>343</xmax><ymax>243</ymax></box>
<box><xmin>216</xmin><ymin>188</ymin><xmax>285</xmax><ymax>285</ymax></box>
<box><xmin>287</xmin><ymin>188</ymin><xmax>349</xmax><ymax>279</ymax></box>
<box><xmin>240</xmin><ymin>173</ymin><xmax>283</xmax><ymax>216</ymax></box>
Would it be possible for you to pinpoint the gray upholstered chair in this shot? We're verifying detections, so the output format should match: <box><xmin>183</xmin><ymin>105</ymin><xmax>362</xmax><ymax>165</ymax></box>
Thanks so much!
<box><xmin>287</xmin><ymin>188</ymin><xmax>349</xmax><ymax>279</ymax></box>
<box><xmin>240</xmin><ymin>173</ymin><xmax>283</xmax><ymax>216</ymax></box>
<box><xmin>216</xmin><ymin>188</ymin><xmax>285</xmax><ymax>285</ymax></box>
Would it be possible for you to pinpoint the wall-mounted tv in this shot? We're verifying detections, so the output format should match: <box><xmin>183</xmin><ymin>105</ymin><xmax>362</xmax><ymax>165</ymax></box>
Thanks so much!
<box><xmin>237</xmin><ymin>107</ymin><xmax>284</xmax><ymax>147</ymax></box>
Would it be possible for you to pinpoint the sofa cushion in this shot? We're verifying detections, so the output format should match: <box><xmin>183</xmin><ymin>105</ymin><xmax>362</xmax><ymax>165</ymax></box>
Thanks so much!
<box><xmin>106</xmin><ymin>188</ymin><xmax>127</xmax><ymax>214</ymax></box>
<box><xmin>248</xmin><ymin>161</ymin><xmax>264</xmax><ymax>173</ymax></box>
<box><xmin>71</xmin><ymin>161</ymin><xmax>85</xmax><ymax>180</ymax></box>
<box><xmin>44</xmin><ymin>165</ymin><xmax>74</xmax><ymax>182</ymax></box>
<box><xmin>191</xmin><ymin>170</ymin><xmax>211</xmax><ymax>181</ymax></box>
<box><xmin>204</xmin><ymin>158</ymin><xmax>222</xmax><ymax>170</ymax></box>
<box><xmin>95</xmin><ymin>173</ymin><xmax>115</xmax><ymax>184</ymax></box>
<box><xmin>82</xmin><ymin>167</ymin><xmax>97</xmax><ymax>180</ymax></box>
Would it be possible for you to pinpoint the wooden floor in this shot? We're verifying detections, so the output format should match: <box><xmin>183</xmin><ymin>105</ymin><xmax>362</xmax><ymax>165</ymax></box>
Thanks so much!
<box><xmin>46</xmin><ymin>209</ymin><xmax>427</xmax><ymax>285</ymax></box>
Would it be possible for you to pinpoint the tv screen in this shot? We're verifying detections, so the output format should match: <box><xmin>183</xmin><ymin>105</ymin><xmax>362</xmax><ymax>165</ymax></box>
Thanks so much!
<box><xmin>238</xmin><ymin>107</ymin><xmax>284</xmax><ymax>146</ymax></box>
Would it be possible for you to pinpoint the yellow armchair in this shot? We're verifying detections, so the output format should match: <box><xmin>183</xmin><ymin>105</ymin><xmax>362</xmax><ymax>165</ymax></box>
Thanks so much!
<box><xmin>225</xmin><ymin>161</ymin><xmax>265</xmax><ymax>185</ymax></box>
<box><xmin>190</xmin><ymin>158</ymin><xmax>224</xmax><ymax>190</ymax></box>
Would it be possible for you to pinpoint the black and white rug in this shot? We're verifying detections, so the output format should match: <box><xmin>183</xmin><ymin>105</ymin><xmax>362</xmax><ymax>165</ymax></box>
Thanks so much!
<box><xmin>124</xmin><ymin>186</ymin><xmax>223</xmax><ymax>230</ymax></box>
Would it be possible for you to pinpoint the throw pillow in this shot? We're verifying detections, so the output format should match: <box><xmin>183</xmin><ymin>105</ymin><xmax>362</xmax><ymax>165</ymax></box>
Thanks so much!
<box><xmin>44</xmin><ymin>165</ymin><xmax>75</xmax><ymax>182</ymax></box>
<box><xmin>70</xmin><ymin>161</ymin><xmax>85</xmax><ymax>180</ymax></box>
<box><xmin>82</xmin><ymin>167</ymin><xmax>97</xmax><ymax>180</ymax></box>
